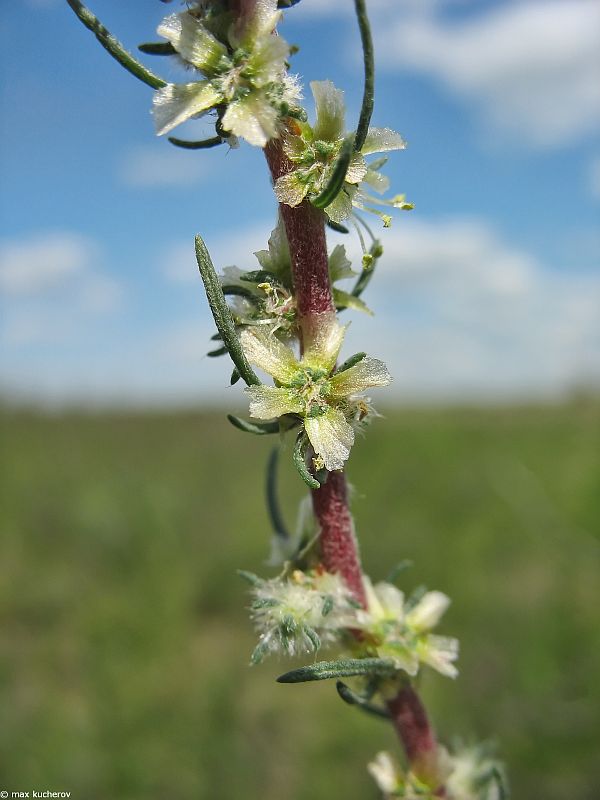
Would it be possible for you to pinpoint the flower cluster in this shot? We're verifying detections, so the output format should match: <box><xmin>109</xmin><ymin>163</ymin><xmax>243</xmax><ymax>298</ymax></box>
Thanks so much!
<box><xmin>240</xmin><ymin>319</ymin><xmax>391</xmax><ymax>471</ymax></box>
<box><xmin>219</xmin><ymin>218</ymin><xmax>370</xmax><ymax>340</ymax></box>
<box><xmin>249</xmin><ymin>568</ymin><xmax>357</xmax><ymax>664</ymax></box>
<box><xmin>369</xmin><ymin>746</ymin><xmax>507</xmax><ymax>800</ymax></box>
<box><xmin>153</xmin><ymin>0</ymin><xmax>300</xmax><ymax>146</ymax></box>
<box><xmin>356</xmin><ymin>579</ymin><xmax>460</xmax><ymax>679</ymax></box>
<box><xmin>274</xmin><ymin>80</ymin><xmax>412</xmax><ymax>223</ymax></box>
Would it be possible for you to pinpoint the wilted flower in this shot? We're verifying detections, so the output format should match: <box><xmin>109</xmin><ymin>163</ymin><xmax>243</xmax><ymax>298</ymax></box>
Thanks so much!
<box><xmin>240</xmin><ymin>319</ymin><xmax>391</xmax><ymax>471</ymax></box>
<box><xmin>357</xmin><ymin>579</ymin><xmax>459</xmax><ymax>678</ymax></box>
<box><xmin>153</xmin><ymin>0</ymin><xmax>300</xmax><ymax>146</ymax></box>
<box><xmin>274</xmin><ymin>80</ymin><xmax>411</xmax><ymax>222</ymax></box>
<box><xmin>249</xmin><ymin>569</ymin><xmax>356</xmax><ymax>662</ymax></box>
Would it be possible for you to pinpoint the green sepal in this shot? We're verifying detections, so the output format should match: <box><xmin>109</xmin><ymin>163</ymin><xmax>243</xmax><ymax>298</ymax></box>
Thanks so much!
<box><xmin>333</xmin><ymin>288</ymin><xmax>373</xmax><ymax>315</ymax></box>
<box><xmin>293</xmin><ymin>432</ymin><xmax>320</xmax><ymax>489</ymax></box>
<box><xmin>207</xmin><ymin>345</ymin><xmax>228</xmax><ymax>358</ymax></box>
<box><xmin>65</xmin><ymin>0</ymin><xmax>166</xmax><ymax>90</ymax></box>
<box><xmin>321</xmin><ymin>595</ymin><xmax>334</xmax><ymax>617</ymax></box>
<box><xmin>311</xmin><ymin>136</ymin><xmax>354</xmax><ymax>209</ymax></box>
<box><xmin>326</xmin><ymin>219</ymin><xmax>350</xmax><ymax>234</ymax></box>
<box><xmin>138</xmin><ymin>41</ymin><xmax>176</xmax><ymax>56</ymax></box>
<box><xmin>250</xmin><ymin>639</ymin><xmax>270</xmax><ymax>665</ymax></box>
<box><xmin>276</xmin><ymin>658</ymin><xmax>398</xmax><ymax>683</ymax></box>
<box><xmin>237</xmin><ymin>569</ymin><xmax>263</xmax><ymax>587</ymax></box>
<box><xmin>195</xmin><ymin>234</ymin><xmax>260</xmax><ymax>386</ymax></box>
<box><xmin>335</xmin><ymin>352</ymin><xmax>366</xmax><ymax>374</ymax></box>
<box><xmin>335</xmin><ymin>681</ymin><xmax>391</xmax><ymax>720</ymax></box>
<box><xmin>168</xmin><ymin>135</ymin><xmax>224</xmax><ymax>150</ymax></box>
<box><xmin>304</xmin><ymin>626</ymin><xmax>322</xmax><ymax>653</ymax></box>
<box><xmin>227</xmin><ymin>414</ymin><xmax>279</xmax><ymax>435</ymax></box>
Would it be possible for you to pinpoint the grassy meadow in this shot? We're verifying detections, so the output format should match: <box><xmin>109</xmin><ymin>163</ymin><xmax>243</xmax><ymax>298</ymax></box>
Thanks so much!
<box><xmin>0</xmin><ymin>402</ymin><xmax>598</xmax><ymax>799</ymax></box>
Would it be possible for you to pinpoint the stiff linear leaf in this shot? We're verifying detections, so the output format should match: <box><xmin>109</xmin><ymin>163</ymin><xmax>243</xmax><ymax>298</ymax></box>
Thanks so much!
<box><xmin>326</xmin><ymin>220</ymin><xmax>350</xmax><ymax>235</ymax></box>
<box><xmin>277</xmin><ymin>658</ymin><xmax>398</xmax><ymax>683</ymax></box>
<box><xmin>353</xmin><ymin>0</ymin><xmax>375</xmax><ymax>152</ymax></box>
<box><xmin>168</xmin><ymin>135</ymin><xmax>224</xmax><ymax>150</ymax></box>
<box><xmin>207</xmin><ymin>345</ymin><xmax>228</xmax><ymax>358</ymax></box>
<box><xmin>230</xmin><ymin>368</ymin><xmax>241</xmax><ymax>385</ymax></box>
<box><xmin>312</xmin><ymin>136</ymin><xmax>354</xmax><ymax>209</ymax></box>
<box><xmin>237</xmin><ymin>569</ymin><xmax>263</xmax><ymax>586</ymax></box>
<box><xmin>266</xmin><ymin>447</ymin><xmax>291</xmax><ymax>540</ymax></box>
<box><xmin>293</xmin><ymin>432</ymin><xmax>320</xmax><ymax>489</ymax></box>
<box><xmin>334</xmin><ymin>352</ymin><xmax>366</xmax><ymax>374</ymax></box>
<box><xmin>65</xmin><ymin>0</ymin><xmax>166</xmax><ymax>89</ymax></box>
<box><xmin>195</xmin><ymin>235</ymin><xmax>260</xmax><ymax>386</ymax></box>
<box><xmin>138</xmin><ymin>41</ymin><xmax>176</xmax><ymax>56</ymax></box>
<box><xmin>386</xmin><ymin>560</ymin><xmax>413</xmax><ymax>584</ymax></box>
<box><xmin>351</xmin><ymin>240</ymin><xmax>382</xmax><ymax>299</ymax></box>
<box><xmin>227</xmin><ymin>414</ymin><xmax>279</xmax><ymax>435</ymax></box>
<box><xmin>335</xmin><ymin>681</ymin><xmax>391</xmax><ymax>720</ymax></box>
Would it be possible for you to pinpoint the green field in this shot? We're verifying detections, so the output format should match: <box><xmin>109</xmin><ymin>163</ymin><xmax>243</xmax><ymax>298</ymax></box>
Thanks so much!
<box><xmin>1</xmin><ymin>403</ymin><xmax>598</xmax><ymax>799</ymax></box>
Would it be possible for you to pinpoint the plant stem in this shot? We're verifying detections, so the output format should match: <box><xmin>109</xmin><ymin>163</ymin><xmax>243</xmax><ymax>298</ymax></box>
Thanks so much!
<box><xmin>264</xmin><ymin>136</ymin><xmax>447</xmax><ymax>791</ymax></box>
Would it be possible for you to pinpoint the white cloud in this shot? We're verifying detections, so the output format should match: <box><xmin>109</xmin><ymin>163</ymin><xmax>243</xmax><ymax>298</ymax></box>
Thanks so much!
<box><xmin>331</xmin><ymin>216</ymin><xmax>600</xmax><ymax>399</ymax></box>
<box><xmin>119</xmin><ymin>144</ymin><xmax>211</xmax><ymax>188</ymax></box>
<box><xmin>0</xmin><ymin>231</ymin><xmax>122</xmax><ymax>348</ymax></box>
<box><xmin>0</xmin><ymin>233</ymin><xmax>91</xmax><ymax>295</ymax></box>
<box><xmin>376</xmin><ymin>0</ymin><xmax>600</xmax><ymax>148</ymax></box>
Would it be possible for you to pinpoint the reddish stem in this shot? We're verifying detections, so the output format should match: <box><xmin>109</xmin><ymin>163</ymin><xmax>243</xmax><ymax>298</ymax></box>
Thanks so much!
<box><xmin>264</xmin><ymin>137</ymin><xmax>444</xmax><ymax>791</ymax></box>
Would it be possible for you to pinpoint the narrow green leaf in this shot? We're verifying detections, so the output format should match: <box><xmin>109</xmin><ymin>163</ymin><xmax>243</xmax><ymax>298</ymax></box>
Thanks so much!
<box><xmin>221</xmin><ymin>285</ymin><xmax>259</xmax><ymax>300</ymax></box>
<box><xmin>207</xmin><ymin>345</ymin><xmax>228</xmax><ymax>358</ymax></box>
<box><xmin>404</xmin><ymin>584</ymin><xmax>428</xmax><ymax>612</ymax></box>
<box><xmin>230</xmin><ymin>368</ymin><xmax>241</xmax><ymax>386</ymax></box>
<box><xmin>65</xmin><ymin>0</ymin><xmax>166</xmax><ymax>89</ymax></box>
<box><xmin>491</xmin><ymin>768</ymin><xmax>509</xmax><ymax>800</ymax></box>
<box><xmin>311</xmin><ymin>136</ymin><xmax>354</xmax><ymax>209</ymax></box>
<box><xmin>168</xmin><ymin>135</ymin><xmax>224</xmax><ymax>150</ymax></box>
<box><xmin>326</xmin><ymin>220</ymin><xmax>350</xmax><ymax>235</ymax></box>
<box><xmin>250</xmin><ymin>640</ymin><xmax>270</xmax><ymax>665</ymax></box>
<box><xmin>293</xmin><ymin>432</ymin><xmax>320</xmax><ymax>489</ymax></box>
<box><xmin>138</xmin><ymin>41</ymin><xmax>176</xmax><ymax>56</ymax></box>
<box><xmin>237</xmin><ymin>570</ymin><xmax>263</xmax><ymax>587</ymax></box>
<box><xmin>227</xmin><ymin>414</ymin><xmax>279</xmax><ymax>435</ymax></box>
<box><xmin>240</xmin><ymin>270</ymin><xmax>283</xmax><ymax>285</ymax></box>
<box><xmin>334</xmin><ymin>352</ymin><xmax>366</xmax><ymax>374</ymax></box>
<box><xmin>353</xmin><ymin>0</ymin><xmax>375</xmax><ymax>152</ymax></box>
<box><xmin>266</xmin><ymin>447</ymin><xmax>291</xmax><ymax>540</ymax></box>
<box><xmin>277</xmin><ymin>658</ymin><xmax>398</xmax><ymax>683</ymax></box>
<box><xmin>386</xmin><ymin>560</ymin><xmax>413</xmax><ymax>584</ymax></box>
<box><xmin>335</xmin><ymin>681</ymin><xmax>391</xmax><ymax>720</ymax></box>
<box><xmin>195</xmin><ymin>234</ymin><xmax>260</xmax><ymax>387</ymax></box>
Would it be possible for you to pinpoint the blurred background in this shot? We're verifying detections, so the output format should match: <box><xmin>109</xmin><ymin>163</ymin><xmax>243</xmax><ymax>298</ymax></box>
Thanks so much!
<box><xmin>1</xmin><ymin>1</ymin><xmax>599</xmax><ymax>798</ymax></box>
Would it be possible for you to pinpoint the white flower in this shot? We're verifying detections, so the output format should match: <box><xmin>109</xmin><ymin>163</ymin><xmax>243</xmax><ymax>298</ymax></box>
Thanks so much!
<box><xmin>356</xmin><ymin>579</ymin><xmax>459</xmax><ymax>679</ymax></box>
<box><xmin>368</xmin><ymin>751</ymin><xmax>401</xmax><ymax>795</ymax></box>
<box><xmin>240</xmin><ymin>321</ymin><xmax>391</xmax><ymax>471</ymax></box>
<box><xmin>446</xmin><ymin>746</ymin><xmax>507</xmax><ymax>800</ymax></box>
<box><xmin>249</xmin><ymin>569</ymin><xmax>356</xmax><ymax>662</ymax></box>
<box><xmin>153</xmin><ymin>1</ymin><xmax>299</xmax><ymax>146</ymax></box>
<box><xmin>274</xmin><ymin>80</ymin><xmax>409</xmax><ymax>222</ymax></box>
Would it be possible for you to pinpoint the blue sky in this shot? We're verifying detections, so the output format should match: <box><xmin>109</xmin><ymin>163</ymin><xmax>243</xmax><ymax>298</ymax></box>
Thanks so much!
<box><xmin>1</xmin><ymin>0</ymin><xmax>599</xmax><ymax>406</ymax></box>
